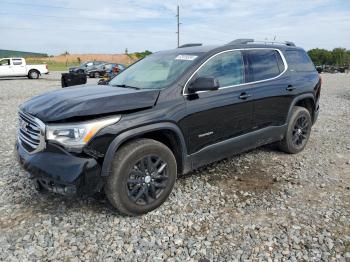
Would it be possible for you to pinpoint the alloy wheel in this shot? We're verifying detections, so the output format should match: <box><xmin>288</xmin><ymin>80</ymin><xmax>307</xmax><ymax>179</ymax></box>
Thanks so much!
<box><xmin>126</xmin><ymin>155</ymin><xmax>169</xmax><ymax>206</ymax></box>
<box><xmin>292</xmin><ymin>115</ymin><xmax>309</xmax><ymax>147</ymax></box>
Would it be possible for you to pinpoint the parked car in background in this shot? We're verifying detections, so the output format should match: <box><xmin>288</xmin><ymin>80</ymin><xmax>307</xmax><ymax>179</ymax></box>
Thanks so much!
<box><xmin>318</xmin><ymin>65</ymin><xmax>348</xmax><ymax>74</ymax></box>
<box><xmin>316</xmin><ymin>66</ymin><xmax>323</xmax><ymax>73</ymax></box>
<box><xmin>69</xmin><ymin>61</ymin><xmax>106</xmax><ymax>74</ymax></box>
<box><xmin>87</xmin><ymin>63</ymin><xmax>125</xmax><ymax>78</ymax></box>
<box><xmin>0</xmin><ymin>57</ymin><xmax>48</xmax><ymax>79</ymax></box>
<box><xmin>97</xmin><ymin>64</ymin><xmax>126</xmax><ymax>84</ymax></box>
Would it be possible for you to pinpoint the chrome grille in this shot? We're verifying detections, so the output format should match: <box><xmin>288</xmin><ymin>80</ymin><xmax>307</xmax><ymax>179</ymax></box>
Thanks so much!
<box><xmin>18</xmin><ymin>111</ymin><xmax>46</xmax><ymax>153</ymax></box>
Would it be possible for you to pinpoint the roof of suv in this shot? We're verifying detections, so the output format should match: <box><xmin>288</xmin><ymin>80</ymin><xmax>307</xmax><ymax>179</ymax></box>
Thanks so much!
<box><xmin>160</xmin><ymin>41</ymin><xmax>302</xmax><ymax>56</ymax></box>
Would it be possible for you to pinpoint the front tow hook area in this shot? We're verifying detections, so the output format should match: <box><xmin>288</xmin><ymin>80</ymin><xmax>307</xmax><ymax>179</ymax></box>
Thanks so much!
<box><xmin>33</xmin><ymin>177</ymin><xmax>78</xmax><ymax>196</ymax></box>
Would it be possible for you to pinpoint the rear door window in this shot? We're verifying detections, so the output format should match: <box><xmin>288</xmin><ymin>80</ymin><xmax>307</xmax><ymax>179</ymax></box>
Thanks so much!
<box><xmin>247</xmin><ymin>50</ymin><xmax>284</xmax><ymax>82</ymax></box>
<box><xmin>285</xmin><ymin>50</ymin><xmax>316</xmax><ymax>72</ymax></box>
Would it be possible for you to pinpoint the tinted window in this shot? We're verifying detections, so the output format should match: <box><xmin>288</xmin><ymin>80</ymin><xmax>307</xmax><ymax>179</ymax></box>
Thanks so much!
<box><xmin>276</xmin><ymin>52</ymin><xmax>285</xmax><ymax>72</ymax></box>
<box><xmin>285</xmin><ymin>50</ymin><xmax>315</xmax><ymax>72</ymax></box>
<box><xmin>12</xmin><ymin>59</ymin><xmax>22</xmax><ymax>65</ymax></box>
<box><xmin>84</xmin><ymin>62</ymin><xmax>93</xmax><ymax>67</ymax></box>
<box><xmin>196</xmin><ymin>51</ymin><xmax>244</xmax><ymax>87</ymax></box>
<box><xmin>248</xmin><ymin>50</ymin><xmax>283</xmax><ymax>81</ymax></box>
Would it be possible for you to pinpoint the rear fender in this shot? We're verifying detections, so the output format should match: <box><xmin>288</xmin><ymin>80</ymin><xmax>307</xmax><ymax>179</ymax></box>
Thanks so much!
<box><xmin>286</xmin><ymin>94</ymin><xmax>315</xmax><ymax>123</ymax></box>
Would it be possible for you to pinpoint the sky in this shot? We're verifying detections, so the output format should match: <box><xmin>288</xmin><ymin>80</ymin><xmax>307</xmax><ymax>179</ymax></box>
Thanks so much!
<box><xmin>0</xmin><ymin>0</ymin><xmax>349</xmax><ymax>55</ymax></box>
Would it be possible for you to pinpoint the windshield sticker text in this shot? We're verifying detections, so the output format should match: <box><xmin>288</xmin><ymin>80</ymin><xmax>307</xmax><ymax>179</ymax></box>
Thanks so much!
<box><xmin>175</xmin><ymin>55</ymin><xmax>198</xmax><ymax>61</ymax></box>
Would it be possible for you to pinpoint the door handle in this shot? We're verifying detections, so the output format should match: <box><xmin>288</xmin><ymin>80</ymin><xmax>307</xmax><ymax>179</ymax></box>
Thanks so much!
<box><xmin>286</xmin><ymin>85</ymin><xmax>295</xmax><ymax>91</ymax></box>
<box><xmin>239</xmin><ymin>93</ymin><xmax>251</xmax><ymax>100</ymax></box>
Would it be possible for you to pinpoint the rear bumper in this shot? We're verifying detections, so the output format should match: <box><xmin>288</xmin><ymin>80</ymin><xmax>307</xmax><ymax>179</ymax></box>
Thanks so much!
<box><xmin>15</xmin><ymin>142</ymin><xmax>102</xmax><ymax>196</ymax></box>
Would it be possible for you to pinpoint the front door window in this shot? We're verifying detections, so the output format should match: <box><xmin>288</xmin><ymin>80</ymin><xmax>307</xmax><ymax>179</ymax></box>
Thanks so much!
<box><xmin>195</xmin><ymin>51</ymin><xmax>244</xmax><ymax>87</ymax></box>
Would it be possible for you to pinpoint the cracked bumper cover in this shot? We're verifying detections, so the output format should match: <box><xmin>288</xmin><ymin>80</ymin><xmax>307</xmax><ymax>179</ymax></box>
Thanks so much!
<box><xmin>15</xmin><ymin>142</ymin><xmax>102</xmax><ymax>196</ymax></box>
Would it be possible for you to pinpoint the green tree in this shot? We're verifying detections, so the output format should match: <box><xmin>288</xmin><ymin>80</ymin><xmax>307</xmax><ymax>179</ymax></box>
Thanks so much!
<box><xmin>332</xmin><ymin>48</ymin><xmax>348</xmax><ymax>66</ymax></box>
<box><xmin>134</xmin><ymin>50</ymin><xmax>152</xmax><ymax>59</ymax></box>
<box><xmin>307</xmin><ymin>48</ymin><xmax>332</xmax><ymax>65</ymax></box>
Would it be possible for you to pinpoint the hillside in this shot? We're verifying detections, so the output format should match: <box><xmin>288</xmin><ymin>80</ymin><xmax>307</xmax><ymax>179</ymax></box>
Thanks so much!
<box><xmin>0</xmin><ymin>49</ymin><xmax>48</xmax><ymax>58</ymax></box>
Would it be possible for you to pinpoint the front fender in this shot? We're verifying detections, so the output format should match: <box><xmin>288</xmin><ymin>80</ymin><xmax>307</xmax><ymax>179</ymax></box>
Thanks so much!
<box><xmin>101</xmin><ymin>122</ymin><xmax>189</xmax><ymax>177</ymax></box>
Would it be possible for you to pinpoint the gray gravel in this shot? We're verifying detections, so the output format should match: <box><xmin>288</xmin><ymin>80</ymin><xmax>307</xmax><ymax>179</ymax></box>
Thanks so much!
<box><xmin>0</xmin><ymin>72</ymin><xmax>349</xmax><ymax>261</ymax></box>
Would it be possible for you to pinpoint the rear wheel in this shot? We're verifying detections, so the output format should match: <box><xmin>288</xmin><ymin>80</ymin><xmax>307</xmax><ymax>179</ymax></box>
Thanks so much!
<box><xmin>94</xmin><ymin>72</ymin><xmax>100</xmax><ymax>78</ymax></box>
<box><xmin>105</xmin><ymin>139</ymin><xmax>177</xmax><ymax>216</ymax></box>
<box><xmin>28</xmin><ymin>70</ymin><xmax>39</xmax><ymax>79</ymax></box>
<box><xmin>278</xmin><ymin>106</ymin><xmax>312</xmax><ymax>154</ymax></box>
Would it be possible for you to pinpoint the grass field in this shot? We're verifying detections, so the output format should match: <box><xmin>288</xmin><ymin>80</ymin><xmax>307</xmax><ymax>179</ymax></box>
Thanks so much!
<box><xmin>26</xmin><ymin>58</ymin><xmax>80</xmax><ymax>71</ymax></box>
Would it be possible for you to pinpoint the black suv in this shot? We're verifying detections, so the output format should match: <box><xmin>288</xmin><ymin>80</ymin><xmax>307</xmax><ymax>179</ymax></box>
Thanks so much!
<box><xmin>16</xmin><ymin>39</ymin><xmax>321</xmax><ymax>216</ymax></box>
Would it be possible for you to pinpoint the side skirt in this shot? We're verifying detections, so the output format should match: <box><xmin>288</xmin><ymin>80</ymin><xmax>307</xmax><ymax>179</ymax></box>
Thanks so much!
<box><xmin>188</xmin><ymin>125</ymin><xmax>286</xmax><ymax>171</ymax></box>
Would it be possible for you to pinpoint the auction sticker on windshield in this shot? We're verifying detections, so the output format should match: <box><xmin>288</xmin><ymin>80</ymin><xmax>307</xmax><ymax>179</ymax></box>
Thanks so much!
<box><xmin>175</xmin><ymin>55</ymin><xmax>198</xmax><ymax>61</ymax></box>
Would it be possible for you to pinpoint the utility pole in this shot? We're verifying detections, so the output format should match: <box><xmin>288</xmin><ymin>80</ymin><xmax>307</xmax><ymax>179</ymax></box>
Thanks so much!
<box><xmin>176</xmin><ymin>5</ymin><xmax>180</xmax><ymax>47</ymax></box>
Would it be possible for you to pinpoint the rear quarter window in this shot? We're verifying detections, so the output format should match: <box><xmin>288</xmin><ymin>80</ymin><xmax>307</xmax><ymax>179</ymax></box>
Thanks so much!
<box><xmin>12</xmin><ymin>59</ymin><xmax>23</xmax><ymax>65</ymax></box>
<box><xmin>285</xmin><ymin>50</ymin><xmax>316</xmax><ymax>72</ymax></box>
<box><xmin>247</xmin><ymin>50</ymin><xmax>285</xmax><ymax>82</ymax></box>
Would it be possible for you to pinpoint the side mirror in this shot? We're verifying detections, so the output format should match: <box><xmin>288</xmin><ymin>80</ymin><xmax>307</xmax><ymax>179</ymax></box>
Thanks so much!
<box><xmin>188</xmin><ymin>77</ymin><xmax>219</xmax><ymax>93</ymax></box>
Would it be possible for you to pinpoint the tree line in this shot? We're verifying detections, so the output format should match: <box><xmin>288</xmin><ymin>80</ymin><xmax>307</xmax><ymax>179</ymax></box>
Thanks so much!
<box><xmin>307</xmin><ymin>48</ymin><xmax>350</xmax><ymax>66</ymax></box>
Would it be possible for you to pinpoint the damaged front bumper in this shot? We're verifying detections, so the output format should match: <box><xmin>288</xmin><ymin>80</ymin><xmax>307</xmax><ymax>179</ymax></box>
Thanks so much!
<box><xmin>15</xmin><ymin>142</ymin><xmax>103</xmax><ymax>196</ymax></box>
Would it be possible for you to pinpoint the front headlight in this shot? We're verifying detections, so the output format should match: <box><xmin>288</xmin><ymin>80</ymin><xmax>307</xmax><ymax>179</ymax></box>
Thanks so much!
<box><xmin>46</xmin><ymin>115</ymin><xmax>121</xmax><ymax>150</ymax></box>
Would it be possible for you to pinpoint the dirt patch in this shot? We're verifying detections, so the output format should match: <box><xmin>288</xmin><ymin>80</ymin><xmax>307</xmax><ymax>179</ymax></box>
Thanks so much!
<box><xmin>0</xmin><ymin>209</ymin><xmax>34</xmax><ymax>230</ymax></box>
<box><xmin>208</xmin><ymin>164</ymin><xmax>278</xmax><ymax>194</ymax></box>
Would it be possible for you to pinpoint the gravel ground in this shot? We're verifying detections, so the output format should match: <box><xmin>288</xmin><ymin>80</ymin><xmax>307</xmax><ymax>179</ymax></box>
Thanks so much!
<box><xmin>0</xmin><ymin>72</ymin><xmax>349</xmax><ymax>261</ymax></box>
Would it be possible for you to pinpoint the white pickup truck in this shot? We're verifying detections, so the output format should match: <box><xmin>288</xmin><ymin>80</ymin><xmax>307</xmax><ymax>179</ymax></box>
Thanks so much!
<box><xmin>0</xmin><ymin>57</ymin><xmax>49</xmax><ymax>79</ymax></box>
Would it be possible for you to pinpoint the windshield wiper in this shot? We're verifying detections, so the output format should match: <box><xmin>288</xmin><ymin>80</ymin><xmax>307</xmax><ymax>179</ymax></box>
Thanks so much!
<box><xmin>112</xmin><ymin>84</ymin><xmax>140</xmax><ymax>90</ymax></box>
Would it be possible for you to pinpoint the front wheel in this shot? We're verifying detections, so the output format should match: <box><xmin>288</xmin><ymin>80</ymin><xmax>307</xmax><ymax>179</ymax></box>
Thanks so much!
<box><xmin>278</xmin><ymin>106</ymin><xmax>312</xmax><ymax>154</ymax></box>
<box><xmin>105</xmin><ymin>139</ymin><xmax>177</xmax><ymax>216</ymax></box>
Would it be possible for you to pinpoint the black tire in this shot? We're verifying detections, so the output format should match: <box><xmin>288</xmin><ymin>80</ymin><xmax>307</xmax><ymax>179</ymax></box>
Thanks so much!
<box><xmin>105</xmin><ymin>139</ymin><xmax>177</xmax><ymax>216</ymax></box>
<box><xmin>28</xmin><ymin>70</ymin><xmax>40</xmax><ymax>79</ymax></box>
<box><xmin>94</xmin><ymin>72</ymin><xmax>100</xmax><ymax>78</ymax></box>
<box><xmin>278</xmin><ymin>106</ymin><xmax>312</xmax><ymax>154</ymax></box>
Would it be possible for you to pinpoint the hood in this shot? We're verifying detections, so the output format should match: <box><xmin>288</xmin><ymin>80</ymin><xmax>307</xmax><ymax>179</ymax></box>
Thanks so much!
<box><xmin>20</xmin><ymin>85</ymin><xmax>160</xmax><ymax>122</ymax></box>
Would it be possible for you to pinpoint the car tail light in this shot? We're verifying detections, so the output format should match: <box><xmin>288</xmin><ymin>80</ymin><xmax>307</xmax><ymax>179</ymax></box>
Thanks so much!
<box><xmin>46</xmin><ymin>64</ymin><xmax>48</xmax><ymax>70</ymax></box>
<box><xmin>315</xmin><ymin>74</ymin><xmax>322</xmax><ymax>100</ymax></box>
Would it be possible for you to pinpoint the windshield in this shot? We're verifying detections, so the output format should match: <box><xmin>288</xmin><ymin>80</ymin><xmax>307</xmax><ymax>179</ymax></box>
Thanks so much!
<box><xmin>109</xmin><ymin>53</ymin><xmax>200</xmax><ymax>89</ymax></box>
<box><xmin>104</xmin><ymin>64</ymin><xmax>114</xmax><ymax>70</ymax></box>
<box><xmin>81</xmin><ymin>62</ymin><xmax>93</xmax><ymax>67</ymax></box>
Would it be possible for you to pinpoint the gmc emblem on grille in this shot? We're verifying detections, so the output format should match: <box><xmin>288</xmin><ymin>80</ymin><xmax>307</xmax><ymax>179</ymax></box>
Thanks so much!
<box><xmin>19</xmin><ymin>119</ymin><xmax>28</xmax><ymax>132</ymax></box>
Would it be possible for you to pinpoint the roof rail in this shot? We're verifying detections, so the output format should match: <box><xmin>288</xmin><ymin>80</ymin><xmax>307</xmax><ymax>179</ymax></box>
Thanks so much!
<box><xmin>227</xmin><ymin>39</ymin><xmax>254</xmax><ymax>45</ymax></box>
<box><xmin>227</xmin><ymin>39</ymin><xmax>296</xmax><ymax>47</ymax></box>
<box><xmin>178</xmin><ymin>43</ymin><xmax>202</xmax><ymax>48</ymax></box>
<box><xmin>284</xmin><ymin>41</ymin><xmax>296</xmax><ymax>47</ymax></box>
